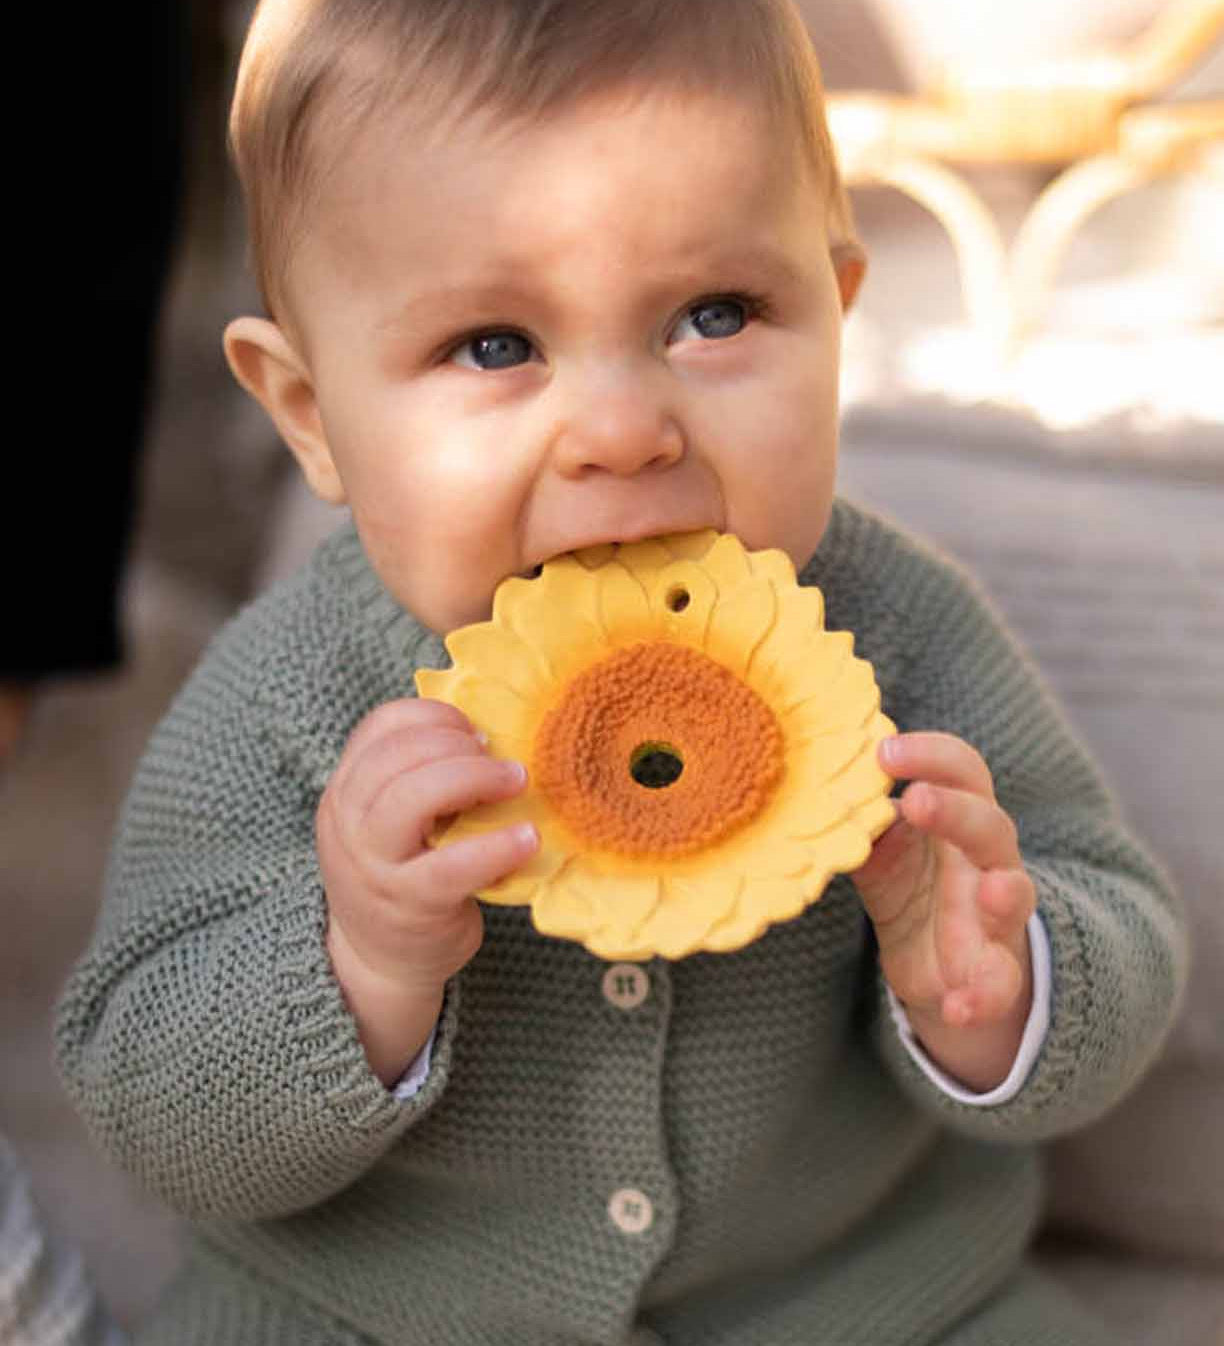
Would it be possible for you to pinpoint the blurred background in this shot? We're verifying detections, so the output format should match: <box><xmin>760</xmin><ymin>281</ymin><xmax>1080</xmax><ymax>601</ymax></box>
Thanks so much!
<box><xmin>2</xmin><ymin>1</ymin><xmax>1221</xmax><ymax>1339</ymax></box>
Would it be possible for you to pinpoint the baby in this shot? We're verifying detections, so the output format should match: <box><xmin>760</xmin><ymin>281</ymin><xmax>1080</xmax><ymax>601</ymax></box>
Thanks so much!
<box><xmin>56</xmin><ymin>2</ymin><xmax>1187</xmax><ymax>1343</ymax></box>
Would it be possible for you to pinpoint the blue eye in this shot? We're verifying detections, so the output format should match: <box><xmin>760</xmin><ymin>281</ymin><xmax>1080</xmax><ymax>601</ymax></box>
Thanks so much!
<box><xmin>672</xmin><ymin>297</ymin><xmax>750</xmax><ymax>343</ymax></box>
<box><xmin>453</xmin><ymin>331</ymin><xmax>535</xmax><ymax>370</ymax></box>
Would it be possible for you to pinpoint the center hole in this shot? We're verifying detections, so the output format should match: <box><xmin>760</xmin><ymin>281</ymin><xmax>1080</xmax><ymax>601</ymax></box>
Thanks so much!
<box><xmin>630</xmin><ymin>741</ymin><xmax>685</xmax><ymax>790</ymax></box>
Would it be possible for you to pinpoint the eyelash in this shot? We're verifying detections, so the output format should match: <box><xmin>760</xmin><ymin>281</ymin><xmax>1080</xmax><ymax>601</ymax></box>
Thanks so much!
<box><xmin>440</xmin><ymin>289</ymin><xmax>772</xmax><ymax>368</ymax></box>
<box><xmin>688</xmin><ymin>290</ymin><xmax>771</xmax><ymax>330</ymax></box>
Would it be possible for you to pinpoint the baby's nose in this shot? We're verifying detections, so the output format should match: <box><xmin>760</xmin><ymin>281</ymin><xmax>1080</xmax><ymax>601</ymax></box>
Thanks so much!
<box><xmin>551</xmin><ymin>367</ymin><xmax>684</xmax><ymax>477</ymax></box>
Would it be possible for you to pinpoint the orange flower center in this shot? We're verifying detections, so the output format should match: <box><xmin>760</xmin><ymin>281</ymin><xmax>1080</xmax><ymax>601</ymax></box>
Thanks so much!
<box><xmin>532</xmin><ymin>642</ymin><xmax>784</xmax><ymax>858</ymax></box>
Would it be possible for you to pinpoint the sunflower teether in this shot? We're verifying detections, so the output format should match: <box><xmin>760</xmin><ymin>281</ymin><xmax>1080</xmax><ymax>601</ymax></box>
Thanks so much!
<box><xmin>415</xmin><ymin>531</ymin><xmax>896</xmax><ymax>961</ymax></box>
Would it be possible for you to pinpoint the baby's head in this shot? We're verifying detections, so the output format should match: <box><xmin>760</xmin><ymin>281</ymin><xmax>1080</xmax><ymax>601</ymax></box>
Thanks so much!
<box><xmin>225</xmin><ymin>0</ymin><xmax>865</xmax><ymax>634</ymax></box>
<box><xmin>230</xmin><ymin>0</ymin><xmax>856</xmax><ymax>321</ymax></box>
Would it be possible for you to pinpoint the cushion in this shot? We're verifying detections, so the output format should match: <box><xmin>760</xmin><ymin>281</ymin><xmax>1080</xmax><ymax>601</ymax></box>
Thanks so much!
<box><xmin>838</xmin><ymin>423</ymin><xmax>1224</xmax><ymax>1268</ymax></box>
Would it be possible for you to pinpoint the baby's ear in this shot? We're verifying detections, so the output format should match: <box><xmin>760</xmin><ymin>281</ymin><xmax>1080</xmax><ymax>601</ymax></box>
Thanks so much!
<box><xmin>223</xmin><ymin>317</ymin><xmax>347</xmax><ymax>505</ymax></box>
<box><xmin>830</xmin><ymin>240</ymin><xmax>867</xmax><ymax>313</ymax></box>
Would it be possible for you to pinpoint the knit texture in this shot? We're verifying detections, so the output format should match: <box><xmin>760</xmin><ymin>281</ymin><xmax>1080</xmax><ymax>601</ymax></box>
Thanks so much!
<box><xmin>55</xmin><ymin>499</ymin><xmax>1187</xmax><ymax>1345</ymax></box>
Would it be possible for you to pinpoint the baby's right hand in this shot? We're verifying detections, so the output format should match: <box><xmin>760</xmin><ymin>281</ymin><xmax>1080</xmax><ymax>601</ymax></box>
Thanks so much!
<box><xmin>316</xmin><ymin>698</ymin><xmax>537</xmax><ymax>1082</ymax></box>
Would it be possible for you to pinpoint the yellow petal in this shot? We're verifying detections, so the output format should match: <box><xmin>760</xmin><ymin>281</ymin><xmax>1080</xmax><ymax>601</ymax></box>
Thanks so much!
<box><xmin>745</xmin><ymin>589</ymin><xmax>832</xmax><ymax>700</ymax></box>
<box><xmin>518</xmin><ymin>613</ymin><xmax>610</xmax><ymax>686</ymax></box>
<box><xmin>810</xmin><ymin>818</ymin><xmax>876</xmax><ymax>874</ymax></box>
<box><xmin>434</xmin><ymin>672</ymin><xmax>538</xmax><ymax>744</ymax></box>
<box><xmin>659</xmin><ymin>529</ymin><xmax>720</xmax><ymax>563</ymax></box>
<box><xmin>786</xmin><ymin>728</ymin><xmax>869</xmax><ymax>797</ymax></box>
<box><xmin>584</xmin><ymin>930</ymin><xmax>656</xmax><ymax>962</ymax></box>
<box><xmin>413</xmin><ymin>666</ymin><xmax>450</xmax><ymax>702</ymax></box>
<box><xmin>738</xmin><ymin>875</ymin><xmax>811</xmax><ymax>925</ymax></box>
<box><xmin>594</xmin><ymin>558</ymin><xmax>654</xmax><ymax>641</ymax></box>
<box><xmin>490</xmin><ymin>732</ymin><xmax>536</xmax><ymax>762</ymax></box>
<box><xmin>851</xmin><ymin>793</ymin><xmax>899</xmax><ymax>843</ymax></box>
<box><xmin>573</xmin><ymin>543</ymin><xmax>618</xmax><ymax>570</ymax></box>
<box><xmin>770</xmin><ymin>630</ymin><xmax>855</xmax><ymax>714</ymax></box>
<box><xmin>867</xmin><ymin>709</ymin><xmax>899</xmax><ymax>742</ymax></box>
<box><xmin>826</xmin><ymin>738</ymin><xmax>894</xmax><ymax>813</ymax></box>
<box><xmin>571</xmin><ymin>869</ymin><xmax>661</xmax><ymax>949</ymax></box>
<box><xmin>747</xmin><ymin>547</ymin><xmax>798</xmax><ymax>589</ymax></box>
<box><xmin>737</xmin><ymin>831</ymin><xmax>823</xmax><ymax>880</ymax></box>
<box><xmin>698</xmin><ymin>532</ymin><xmax>756</xmax><ymax>589</ymax></box>
<box><xmin>782</xmin><ymin>657</ymin><xmax>880</xmax><ymax>744</ymax></box>
<box><xmin>756</xmin><ymin>779</ymin><xmax>850</xmax><ymax>845</ymax></box>
<box><xmin>700</xmin><ymin>896</ymin><xmax>771</xmax><ymax>953</ymax></box>
<box><xmin>519</xmin><ymin>557</ymin><xmax>603</xmax><ymax>626</ymax></box>
<box><xmin>703</xmin><ymin>576</ymin><xmax>778</xmax><ymax>678</ymax></box>
<box><xmin>444</xmin><ymin>622</ymin><xmax>547</xmax><ymax>702</ymax></box>
<box><xmin>643</xmin><ymin>875</ymin><xmax>738</xmax><ymax>959</ymax></box>
<box><xmin>614</xmin><ymin>537</ymin><xmax>677</xmax><ymax>575</ymax></box>
<box><xmin>528</xmin><ymin>864</ymin><xmax>599</xmax><ymax>939</ymax></box>
<box><xmin>490</xmin><ymin>574</ymin><xmax>540</xmax><ymax>623</ymax></box>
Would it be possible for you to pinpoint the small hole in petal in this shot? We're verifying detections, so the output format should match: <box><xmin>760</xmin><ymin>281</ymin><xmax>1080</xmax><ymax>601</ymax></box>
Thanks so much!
<box><xmin>665</xmin><ymin>586</ymin><xmax>691</xmax><ymax>613</ymax></box>
<box><xmin>630</xmin><ymin>742</ymin><xmax>684</xmax><ymax>789</ymax></box>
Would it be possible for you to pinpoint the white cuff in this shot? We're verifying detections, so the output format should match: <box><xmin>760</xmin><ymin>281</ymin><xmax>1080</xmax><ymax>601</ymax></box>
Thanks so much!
<box><xmin>391</xmin><ymin>1024</ymin><xmax>437</xmax><ymax>1102</ymax></box>
<box><xmin>886</xmin><ymin>911</ymin><xmax>1051</xmax><ymax>1107</ymax></box>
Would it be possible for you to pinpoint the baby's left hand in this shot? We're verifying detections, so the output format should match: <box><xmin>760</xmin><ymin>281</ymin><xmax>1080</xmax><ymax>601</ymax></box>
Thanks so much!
<box><xmin>853</xmin><ymin>733</ymin><xmax>1035</xmax><ymax>1088</ymax></box>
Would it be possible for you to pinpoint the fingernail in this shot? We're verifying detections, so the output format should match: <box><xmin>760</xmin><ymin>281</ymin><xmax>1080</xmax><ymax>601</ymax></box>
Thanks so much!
<box><xmin>879</xmin><ymin>737</ymin><xmax>899</xmax><ymax>766</ymax></box>
<box><xmin>505</xmin><ymin>759</ymin><xmax>528</xmax><ymax>787</ymax></box>
<box><xmin>513</xmin><ymin>822</ymin><xmax>539</xmax><ymax>848</ymax></box>
<box><xmin>475</xmin><ymin>729</ymin><xmax>490</xmax><ymax>748</ymax></box>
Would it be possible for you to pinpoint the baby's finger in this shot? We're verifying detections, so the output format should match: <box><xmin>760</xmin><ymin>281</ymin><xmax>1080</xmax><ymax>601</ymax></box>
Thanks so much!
<box><xmin>978</xmin><ymin>866</ymin><xmax>1037</xmax><ymax>935</ymax></box>
<box><xmin>901</xmin><ymin>783</ymin><xmax>1021</xmax><ymax>873</ymax></box>
<box><xmin>933</xmin><ymin>861</ymin><xmax>986</xmax><ymax>994</ymax></box>
<box><xmin>408</xmin><ymin>823</ymin><xmax>540</xmax><ymax>917</ymax></box>
<box><xmin>341</xmin><ymin>725</ymin><xmax>489</xmax><ymax>822</ymax></box>
<box><xmin>362</xmin><ymin>755</ymin><xmax>528</xmax><ymax>861</ymax></box>
<box><xmin>880</xmin><ymin>733</ymin><xmax>994</xmax><ymax>800</ymax></box>
<box><xmin>331</xmin><ymin>698</ymin><xmax>478</xmax><ymax>796</ymax></box>
<box><xmin>941</xmin><ymin>942</ymin><xmax>1024</xmax><ymax>1029</ymax></box>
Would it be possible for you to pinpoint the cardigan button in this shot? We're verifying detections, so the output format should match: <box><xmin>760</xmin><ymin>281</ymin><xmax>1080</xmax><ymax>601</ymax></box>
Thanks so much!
<box><xmin>601</xmin><ymin>963</ymin><xmax>650</xmax><ymax>1010</ymax></box>
<box><xmin>608</xmin><ymin>1187</ymin><xmax>654</xmax><ymax>1234</ymax></box>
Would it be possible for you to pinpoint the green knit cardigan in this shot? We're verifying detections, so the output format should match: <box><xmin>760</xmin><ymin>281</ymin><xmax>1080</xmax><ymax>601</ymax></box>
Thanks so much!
<box><xmin>56</xmin><ymin>499</ymin><xmax>1186</xmax><ymax>1345</ymax></box>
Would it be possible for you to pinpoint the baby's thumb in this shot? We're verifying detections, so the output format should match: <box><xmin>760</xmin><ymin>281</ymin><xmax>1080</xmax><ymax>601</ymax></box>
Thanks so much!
<box><xmin>851</xmin><ymin>814</ymin><xmax>928</xmax><ymax>925</ymax></box>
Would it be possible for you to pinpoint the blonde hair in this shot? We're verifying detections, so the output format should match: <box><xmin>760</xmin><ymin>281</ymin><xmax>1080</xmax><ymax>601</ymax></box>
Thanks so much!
<box><xmin>230</xmin><ymin>0</ymin><xmax>854</xmax><ymax>318</ymax></box>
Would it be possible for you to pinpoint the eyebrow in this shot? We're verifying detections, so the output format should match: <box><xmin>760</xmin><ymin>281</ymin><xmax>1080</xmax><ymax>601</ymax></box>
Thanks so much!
<box><xmin>687</xmin><ymin>244</ymin><xmax>806</xmax><ymax>290</ymax></box>
<box><xmin>376</xmin><ymin>281</ymin><xmax>541</xmax><ymax>335</ymax></box>
<box><xmin>376</xmin><ymin>242</ymin><xmax>808</xmax><ymax>336</ymax></box>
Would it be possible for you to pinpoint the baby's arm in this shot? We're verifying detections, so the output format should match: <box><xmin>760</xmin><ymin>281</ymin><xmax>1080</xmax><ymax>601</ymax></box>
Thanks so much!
<box><xmin>53</xmin><ymin>602</ymin><xmax>522</xmax><ymax>1222</ymax></box>
<box><xmin>862</xmin><ymin>546</ymin><xmax>1187</xmax><ymax>1139</ymax></box>
<box><xmin>317</xmin><ymin>697</ymin><xmax>536</xmax><ymax>1084</ymax></box>
<box><xmin>855</xmin><ymin>731</ymin><xmax>1035</xmax><ymax>1093</ymax></box>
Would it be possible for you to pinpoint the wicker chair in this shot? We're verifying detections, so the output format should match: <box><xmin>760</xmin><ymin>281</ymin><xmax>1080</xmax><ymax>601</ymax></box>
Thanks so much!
<box><xmin>827</xmin><ymin>0</ymin><xmax>1224</xmax><ymax>342</ymax></box>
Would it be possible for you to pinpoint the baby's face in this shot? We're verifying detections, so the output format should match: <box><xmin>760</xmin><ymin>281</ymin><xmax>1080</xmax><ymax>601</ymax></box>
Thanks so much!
<box><xmin>286</xmin><ymin>85</ymin><xmax>849</xmax><ymax>634</ymax></box>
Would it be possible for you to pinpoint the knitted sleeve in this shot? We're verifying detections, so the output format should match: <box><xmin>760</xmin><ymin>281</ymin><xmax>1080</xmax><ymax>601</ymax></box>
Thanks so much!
<box><xmin>866</xmin><ymin>529</ymin><xmax>1188</xmax><ymax>1142</ymax></box>
<box><xmin>54</xmin><ymin>581</ymin><xmax>458</xmax><ymax>1222</ymax></box>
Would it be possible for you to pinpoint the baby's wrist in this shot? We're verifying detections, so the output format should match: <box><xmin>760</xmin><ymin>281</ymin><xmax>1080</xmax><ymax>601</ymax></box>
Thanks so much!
<box><xmin>326</xmin><ymin>921</ymin><xmax>447</xmax><ymax>1086</ymax></box>
<box><xmin>904</xmin><ymin>1000</ymin><xmax>1029</xmax><ymax>1094</ymax></box>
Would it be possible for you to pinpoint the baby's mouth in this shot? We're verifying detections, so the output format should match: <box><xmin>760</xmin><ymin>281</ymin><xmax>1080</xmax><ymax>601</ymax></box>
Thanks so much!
<box><xmin>518</xmin><ymin>530</ymin><xmax>711</xmax><ymax>581</ymax></box>
<box><xmin>519</xmin><ymin>542</ymin><xmax>620</xmax><ymax>580</ymax></box>
<box><xmin>519</xmin><ymin>543</ymin><xmax>617</xmax><ymax>580</ymax></box>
